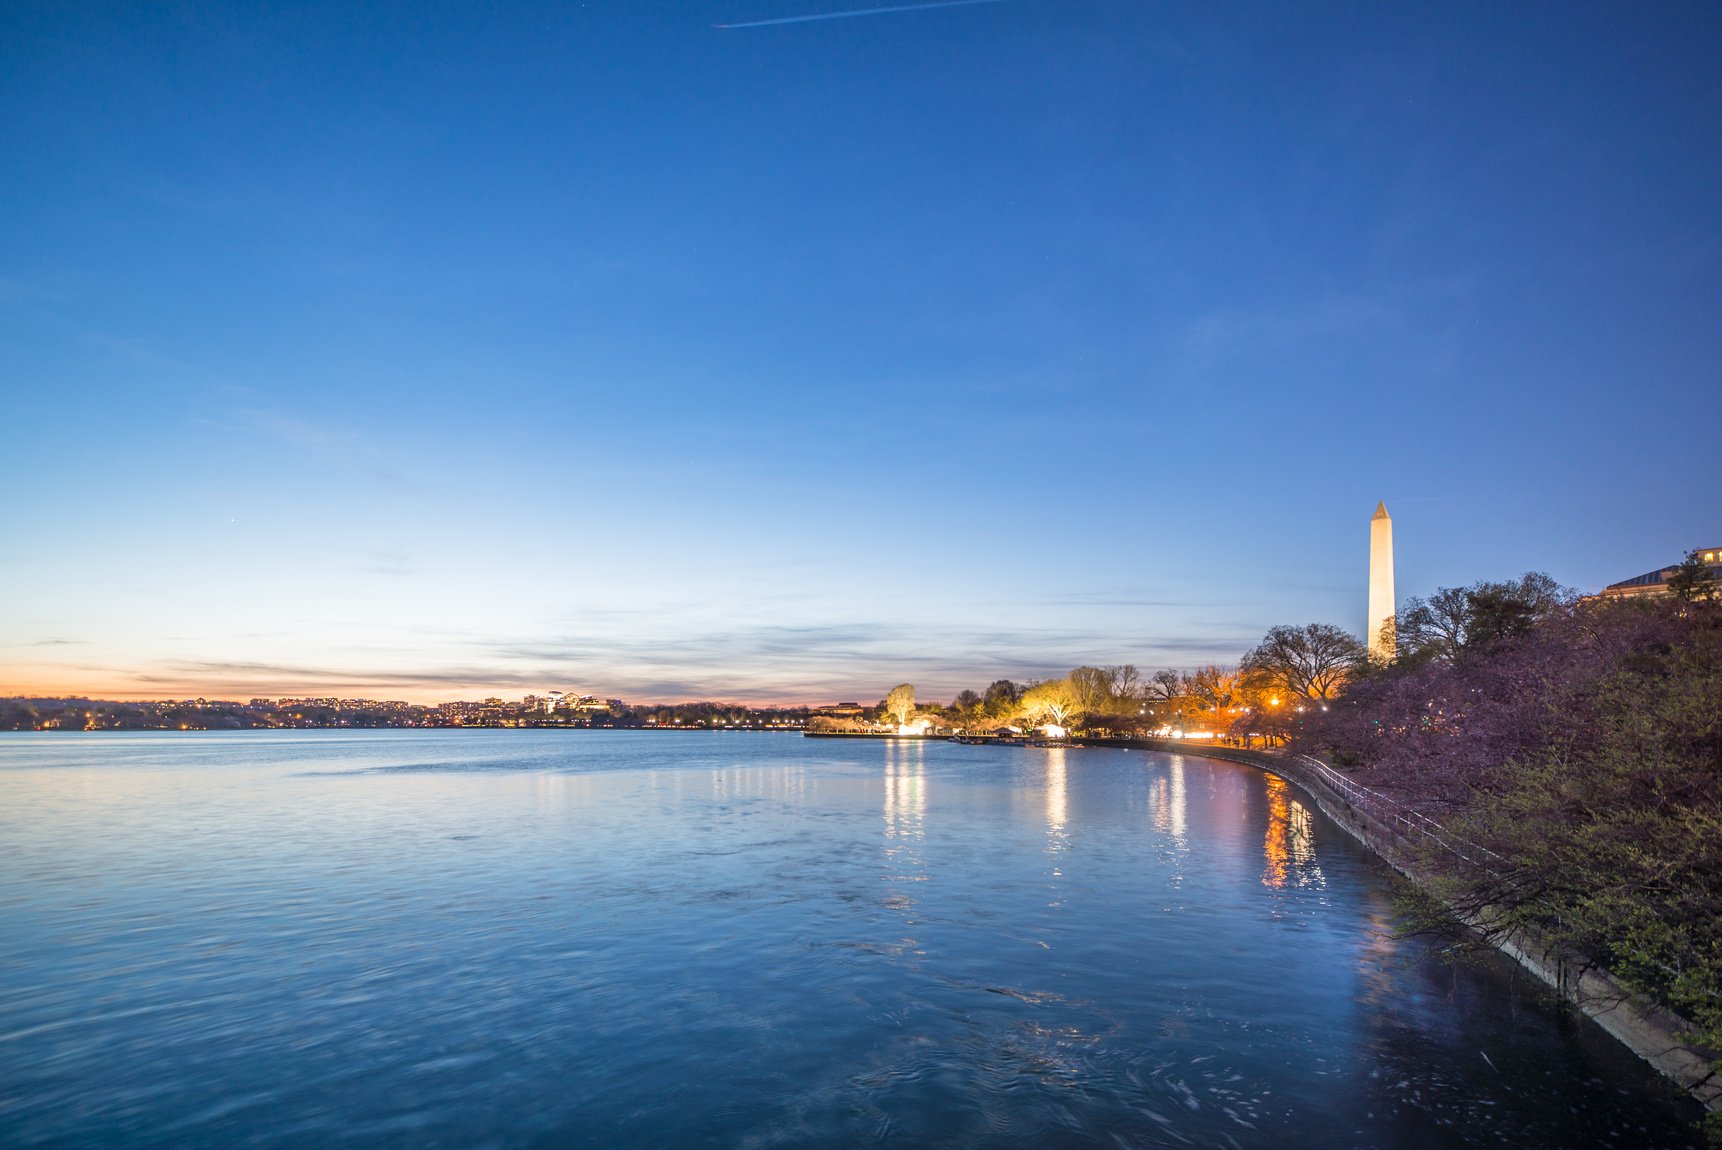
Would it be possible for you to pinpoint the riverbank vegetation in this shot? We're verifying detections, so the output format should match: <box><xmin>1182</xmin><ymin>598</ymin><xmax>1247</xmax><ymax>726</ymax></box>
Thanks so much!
<box><xmin>1299</xmin><ymin>582</ymin><xmax>1722</xmax><ymax>1076</ymax></box>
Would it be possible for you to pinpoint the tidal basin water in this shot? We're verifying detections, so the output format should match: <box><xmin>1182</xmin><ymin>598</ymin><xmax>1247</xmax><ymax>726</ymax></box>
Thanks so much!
<box><xmin>0</xmin><ymin>732</ymin><xmax>1703</xmax><ymax>1148</ymax></box>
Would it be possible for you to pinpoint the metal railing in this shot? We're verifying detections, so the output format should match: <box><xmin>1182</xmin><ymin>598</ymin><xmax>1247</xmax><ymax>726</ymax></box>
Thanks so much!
<box><xmin>1123</xmin><ymin>736</ymin><xmax>1507</xmax><ymax>877</ymax></box>
<box><xmin>1283</xmin><ymin>752</ymin><xmax>1505</xmax><ymax>876</ymax></box>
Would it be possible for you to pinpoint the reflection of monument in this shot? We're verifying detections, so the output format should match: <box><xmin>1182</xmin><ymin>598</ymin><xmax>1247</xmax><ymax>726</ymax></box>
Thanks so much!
<box><xmin>1368</xmin><ymin>502</ymin><xmax>1395</xmax><ymax>662</ymax></box>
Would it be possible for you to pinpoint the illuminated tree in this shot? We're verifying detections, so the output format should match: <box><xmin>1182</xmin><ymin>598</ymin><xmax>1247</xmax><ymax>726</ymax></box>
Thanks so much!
<box><xmin>1240</xmin><ymin>623</ymin><xmax>1363</xmax><ymax>702</ymax></box>
<box><xmin>883</xmin><ymin>683</ymin><xmax>916</xmax><ymax>726</ymax></box>
<box><xmin>1019</xmin><ymin>679</ymin><xmax>1079</xmax><ymax>728</ymax></box>
<box><xmin>1184</xmin><ymin>664</ymin><xmax>1240</xmax><ymax>726</ymax></box>
<box><xmin>1066</xmin><ymin>666</ymin><xmax>1113</xmax><ymax>714</ymax></box>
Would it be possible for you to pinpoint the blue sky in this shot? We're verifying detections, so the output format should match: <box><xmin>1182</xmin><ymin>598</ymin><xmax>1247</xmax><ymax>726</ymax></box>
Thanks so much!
<box><xmin>4</xmin><ymin>1</ymin><xmax>1720</xmax><ymax>704</ymax></box>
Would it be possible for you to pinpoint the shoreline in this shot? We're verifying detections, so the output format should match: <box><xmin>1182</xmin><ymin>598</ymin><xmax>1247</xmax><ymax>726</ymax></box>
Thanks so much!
<box><xmin>1143</xmin><ymin>738</ymin><xmax>1721</xmax><ymax>1115</ymax></box>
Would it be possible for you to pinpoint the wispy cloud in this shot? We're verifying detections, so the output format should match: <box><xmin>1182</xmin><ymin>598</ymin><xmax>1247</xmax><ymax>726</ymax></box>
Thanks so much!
<box><xmin>230</xmin><ymin>406</ymin><xmax>372</xmax><ymax>458</ymax></box>
<box><xmin>1176</xmin><ymin>295</ymin><xmax>1399</xmax><ymax>374</ymax></box>
<box><xmin>353</xmin><ymin>547</ymin><xmax>417</xmax><ymax>577</ymax></box>
<box><xmin>65</xmin><ymin>612</ymin><xmax>1256</xmax><ymax>706</ymax></box>
<box><xmin>84</xmin><ymin>333</ymin><xmax>198</xmax><ymax>374</ymax></box>
<box><xmin>1042</xmin><ymin>593</ymin><xmax>1205</xmax><ymax>609</ymax></box>
<box><xmin>468</xmin><ymin>619</ymin><xmax>1255</xmax><ymax>699</ymax></box>
<box><xmin>714</xmin><ymin>0</ymin><xmax>1004</xmax><ymax>30</ymax></box>
<box><xmin>120</xmin><ymin>662</ymin><xmax>555</xmax><ymax>701</ymax></box>
<box><xmin>0</xmin><ymin>276</ymin><xmax>66</xmax><ymax>306</ymax></box>
<box><xmin>216</xmin><ymin>396</ymin><xmax>424</xmax><ymax>496</ymax></box>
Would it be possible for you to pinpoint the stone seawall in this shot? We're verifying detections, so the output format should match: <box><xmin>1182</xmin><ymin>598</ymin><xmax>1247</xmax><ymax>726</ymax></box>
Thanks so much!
<box><xmin>1114</xmin><ymin>738</ymin><xmax>1721</xmax><ymax>1113</ymax></box>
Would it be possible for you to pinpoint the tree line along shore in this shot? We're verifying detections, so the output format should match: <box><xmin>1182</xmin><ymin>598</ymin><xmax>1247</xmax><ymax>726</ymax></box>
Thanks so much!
<box><xmin>0</xmin><ymin>696</ymin><xmax>825</xmax><ymax>732</ymax></box>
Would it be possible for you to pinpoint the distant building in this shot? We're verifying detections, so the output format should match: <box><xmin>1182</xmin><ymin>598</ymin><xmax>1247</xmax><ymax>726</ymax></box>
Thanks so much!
<box><xmin>1600</xmin><ymin>547</ymin><xmax>1722</xmax><ymax>599</ymax></box>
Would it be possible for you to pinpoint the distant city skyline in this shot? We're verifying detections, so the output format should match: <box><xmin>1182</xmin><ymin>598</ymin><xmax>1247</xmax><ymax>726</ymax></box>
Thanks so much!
<box><xmin>4</xmin><ymin>2</ymin><xmax>1719</xmax><ymax>705</ymax></box>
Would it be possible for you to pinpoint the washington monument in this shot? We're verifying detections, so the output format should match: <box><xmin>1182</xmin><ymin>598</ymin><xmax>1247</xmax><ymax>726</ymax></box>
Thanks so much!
<box><xmin>1368</xmin><ymin>502</ymin><xmax>1395</xmax><ymax>662</ymax></box>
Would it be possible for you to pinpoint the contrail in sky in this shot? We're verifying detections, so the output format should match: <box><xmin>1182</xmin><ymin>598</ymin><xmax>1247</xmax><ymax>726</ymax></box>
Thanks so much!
<box><xmin>714</xmin><ymin>0</ymin><xmax>1005</xmax><ymax>30</ymax></box>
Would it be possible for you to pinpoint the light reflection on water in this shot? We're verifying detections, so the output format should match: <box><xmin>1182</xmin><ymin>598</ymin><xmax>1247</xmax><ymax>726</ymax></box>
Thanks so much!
<box><xmin>1042</xmin><ymin>747</ymin><xmax>1068</xmax><ymax>870</ymax></box>
<box><xmin>1147</xmin><ymin>757</ymin><xmax>1188</xmax><ymax>843</ymax></box>
<box><xmin>1261</xmin><ymin>774</ymin><xmax>1324</xmax><ymax>891</ymax></box>
<box><xmin>882</xmin><ymin>739</ymin><xmax>927</xmax><ymax>928</ymax></box>
<box><xmin>883</xmin><ymin>738</ymin><xmax>926</xmax><ymax>844</ymax></box>
<box><xmin>0</xmin><ymin>731</ymin><xmax>1703</xmax><ymax>1149</ymax></box>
